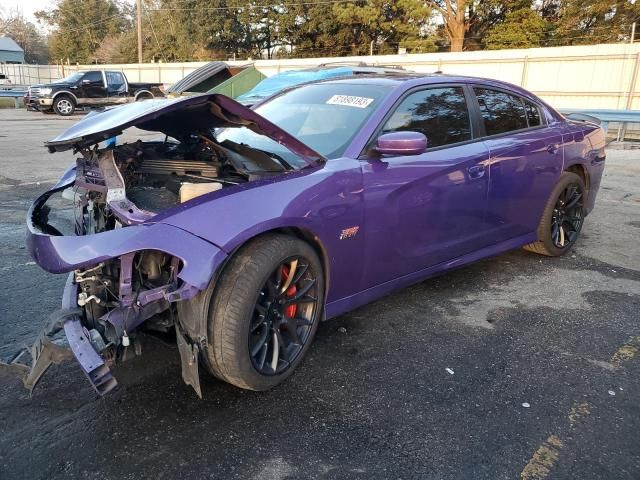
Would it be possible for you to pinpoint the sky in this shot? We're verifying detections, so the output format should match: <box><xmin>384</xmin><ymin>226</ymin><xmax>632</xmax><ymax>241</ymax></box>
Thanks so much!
<box><xmin>0</xmin><ymin>0</ymin><xmax>51</xmax><ymax>25</ymax></box>
<box><xmin>0</xmin><ymin>0</ymin><xmax>135</xmax><ymax>30</ymax></box>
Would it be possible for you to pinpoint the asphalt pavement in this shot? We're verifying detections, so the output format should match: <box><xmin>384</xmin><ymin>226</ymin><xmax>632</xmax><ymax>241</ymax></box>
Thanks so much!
<box><xmin>0</xmin><ymin>109</ymin><xmax>638</xmax><ymax>480</ymax></box>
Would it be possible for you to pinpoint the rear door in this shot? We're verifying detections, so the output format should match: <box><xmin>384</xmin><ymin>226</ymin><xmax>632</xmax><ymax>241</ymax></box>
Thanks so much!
<box><xmin>473</xmin><ymin>87</ymin><xmax>564</xmax><ymax>242</ymax></box>
<box><xmin>360</xmin><ymin>85</ymin><xmax>493</xmax><ymax>289</ymax></box>
<box><xmin>105</xmin><ymin>71</ymin><xmax>128</xmax><ymax>103</ymax></box>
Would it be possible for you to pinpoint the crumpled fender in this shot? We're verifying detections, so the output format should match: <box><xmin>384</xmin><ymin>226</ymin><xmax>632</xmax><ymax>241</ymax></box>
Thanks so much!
<box><xmin>26</xmin><ymin>181</ymin><xmax>227</xmax><ymax>290</ymax></box>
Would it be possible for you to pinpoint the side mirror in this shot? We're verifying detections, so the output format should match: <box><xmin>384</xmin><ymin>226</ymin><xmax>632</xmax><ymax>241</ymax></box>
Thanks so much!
<box><xmin>375</xmin><ymin>131</ymin><xmax>427</xmax><ymax>156</ymax></box>
<box><xmin>81</xmin><ymin>79</ymin><xmax>91</xmax><ymax>85</ymax></box>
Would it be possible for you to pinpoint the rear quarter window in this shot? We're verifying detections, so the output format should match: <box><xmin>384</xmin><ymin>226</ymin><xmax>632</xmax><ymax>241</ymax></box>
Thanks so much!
<box><xmin>524</xmin><ymin>100</ymin><xmax>542</xmax><ymax>127</ymax></box>
<box><xmin>474</xmin><ymin>88</ymin><xmax>528</xmax><ymax>136</ymax></box>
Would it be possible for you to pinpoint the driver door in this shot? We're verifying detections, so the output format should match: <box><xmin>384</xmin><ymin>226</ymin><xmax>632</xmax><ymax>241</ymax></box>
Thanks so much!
<box><xmin>79</xmin><ymin>71</ymin><xmax>107</xmax><ymax>103</ymax></box>
<box><xmin>360</xmin><ymin>85</ymin><xmax>492</xmax><ymax>289</ymax></box>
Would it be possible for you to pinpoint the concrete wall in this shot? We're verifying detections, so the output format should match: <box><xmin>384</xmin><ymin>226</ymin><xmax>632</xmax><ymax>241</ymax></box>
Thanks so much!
<box><xmin>5</xmin><ymin>43</ymin><xmax>640</xmax><ymax>110</ymax></box>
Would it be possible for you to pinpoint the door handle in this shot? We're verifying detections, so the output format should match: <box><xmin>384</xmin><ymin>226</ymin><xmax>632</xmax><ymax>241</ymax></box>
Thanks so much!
<box><xmin>467</xmin><ymin>165</ymin><xmax>486</xmax><ymax>179</ymax></box>
<box><xmin>547</xmin><ymin>144</ymin><xmax>559</xmax><ymax>154</ymax></box>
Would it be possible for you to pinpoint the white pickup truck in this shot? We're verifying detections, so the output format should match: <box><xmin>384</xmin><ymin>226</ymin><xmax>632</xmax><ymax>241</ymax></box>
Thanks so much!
<box><xmin>0</xmin><ymin>72</ymin><xmax>13</xmax><ymax>90</ymax></box>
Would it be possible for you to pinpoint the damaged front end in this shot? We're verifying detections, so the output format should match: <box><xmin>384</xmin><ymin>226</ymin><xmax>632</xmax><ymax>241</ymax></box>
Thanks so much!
<box><xmin>13</xmin><ymin>171</ymin><xmax>226</xmax><ymax>396</ymax></box>
<box><xmin>4</xmin><ymin>94</ymin><xmax>324</xmax><ymax>397</ymax></box>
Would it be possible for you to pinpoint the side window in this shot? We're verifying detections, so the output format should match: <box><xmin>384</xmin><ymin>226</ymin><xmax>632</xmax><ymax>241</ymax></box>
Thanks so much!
<box><xmin>83</xmin><ymin>71</ymin><xmax>103</xmax><ymax>85</ymax></box>
<box><xmin>106</xmin><ymin>72</ymin><xmax>125</xmax><ymax>93</ymax></box>
<box><xmin>474</xmin><ymin>88</ymin><xmax>528</xmax><ymax>136</ymax></box>
<box><xmin>524</xmin><ymin>100</ymin><xmax>542</xmax><ymax>127</ymax></box>
<box><xmin>382</xmin><ymin>86</ymin><xmax>472</xmax><ymax>149</ymax></box>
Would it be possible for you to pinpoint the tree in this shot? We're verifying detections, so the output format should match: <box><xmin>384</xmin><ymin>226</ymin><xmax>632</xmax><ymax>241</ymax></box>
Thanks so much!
<box><xmin>553</xmin><ymin>0</ymin><xmax>640</xmax><ymax>45</ymax></box>
<box><xmin>424</xmin><ymin>0</ymin><xmax>468</xmax><ymax>52</ymax></box>
<box><xmin>233</xmin><ymin>0</ymin><xmax>283</xmax><ymax>59</ymax></box>
<box><xmin>0</xmin><ymin>10</ymin><xmax>49</xmax><ymax>63</ymax></box>
<box><xmin>35</xmin><ymin>0</ymin><xmax>130</xmax><ymax>63</ymax></box>
<box><xmin>394</xmin><ymin>0</ymin><xmax>438</xmax><ymax>53</ymax></box>
<box><xmin>92</xmin><ymin>33</ymin><xmax>132</xmax><ymax>63</ymax></box>
<box><xmin>484</xmin><ymin>7</ymin><xmax>547</xmax><ymax>49</ymax></box>
<box><xmin>332</xmin><ymin>0</ymin><xmax>435</xmax><ymax>56</ymax></box>
<box><xmin>275</xmin><ymin>1</ymin><xmax>341</xmax><ymax>57</ymax></box>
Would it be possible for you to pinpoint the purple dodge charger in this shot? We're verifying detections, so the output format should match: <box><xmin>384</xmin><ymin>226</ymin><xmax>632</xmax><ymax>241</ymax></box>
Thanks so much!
<box><xmin>15</xmin><ymin>74</ymin><xmax>606</xmax><ymax>397</ymax></box>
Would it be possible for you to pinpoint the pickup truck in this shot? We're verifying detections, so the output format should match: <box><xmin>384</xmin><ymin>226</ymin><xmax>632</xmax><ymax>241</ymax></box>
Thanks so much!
<box><xmin>25</xmin><ymin>70</ymin><xmax>164</xmax><ymax>116</ymax></box>
<box><xmin>0</xmin><ymin>72</ymin><xmax>12</xmax><ymax>90</ymax></box>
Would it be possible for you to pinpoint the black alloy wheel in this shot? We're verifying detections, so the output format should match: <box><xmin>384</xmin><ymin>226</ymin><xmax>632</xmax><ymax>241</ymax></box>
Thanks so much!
<box><xmin>249</xmin><ymin>257</ymin><xmax>318</xmax><ymax>375</ymax></box>
<box><xmin>181</xmin><ymin>233</ymin><xmax>325</xmax><ymax>391</ymax></box>
<box><xmin>550</xmin><ymin>182</ymin><xmax>584</xmax><ymax>249</ymax></box>
<box><xmin>524</xmin><ymin>171</ymin><xmax>586</xmax><ymax>257</ymax></box>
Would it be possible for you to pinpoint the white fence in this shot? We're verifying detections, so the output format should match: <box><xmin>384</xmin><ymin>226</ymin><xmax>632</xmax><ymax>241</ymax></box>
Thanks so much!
<box><xmin>3</xmin><ymin>43</ymin><xmax>640</xmax><ymax>110</ymax></box>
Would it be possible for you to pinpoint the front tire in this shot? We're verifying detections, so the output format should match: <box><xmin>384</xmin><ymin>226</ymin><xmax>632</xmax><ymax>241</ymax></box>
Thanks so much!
<box><xmin>524</xmin><ymin>172</ymin><xmax>586</xmax><ymax>256</ymax></box>
<box><xmin>52</xmin><ymin>94</ymin><xmax>75</xmax><ymax>116</ymax></box>
<box><xmin>203</xmin><ymin>234</ymin><xmax>324</xmax><ymax>390</ymax></box>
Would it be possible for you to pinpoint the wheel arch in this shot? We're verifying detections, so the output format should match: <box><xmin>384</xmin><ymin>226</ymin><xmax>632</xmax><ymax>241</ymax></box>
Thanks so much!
<box><xmin>176</xmin><ymin>224</ymin><xmax>331</xmax><ymax>344</ymax></box>
<box><xmin>52</xmin><ymin>90</ymin><xmax>78</xmax><ymax>104</ymax></box>
<box><xmin>564</xmin><ymin>162</ymin><xmax>590</xmax><ymax>197</ymax></box>
<box><xmin>134</xmin><ymin>89</ymin><xmax>154</xmax><ymax>100</ymax></box>
<box><xmin>224</xmin><ymin>226</ymin><xmax>331</xmax><ymax>309</ymax></box>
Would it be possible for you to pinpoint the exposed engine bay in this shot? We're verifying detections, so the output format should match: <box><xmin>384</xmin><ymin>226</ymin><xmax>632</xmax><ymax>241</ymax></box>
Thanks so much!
<box><xmin>62</xmin><ymin>134</ymin><xmax>291</xmax><ymax>387</ymax></box>
<box><xmin>74</xmin><ymin>134</ymin><xmax>288</xmax><ymax>234</ymax></box>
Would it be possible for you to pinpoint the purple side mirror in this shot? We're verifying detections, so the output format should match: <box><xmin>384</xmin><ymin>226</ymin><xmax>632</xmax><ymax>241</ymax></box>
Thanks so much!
<box><xmin>375</xmin><ymin>131</ymin><xmax>428</xmax><ymax>156</ymax></box>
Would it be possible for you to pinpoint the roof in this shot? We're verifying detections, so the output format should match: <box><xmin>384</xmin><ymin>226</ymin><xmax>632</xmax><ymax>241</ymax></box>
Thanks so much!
<box><xmin>317</xmin><ymin>73</ymin><xmax>564</xmax><ymax>120</ymax></box>
<box><xmin>0</xmin><ymin>37</ymin><xmax>23</xmax><ymax>52</ymax></box>
<box><xmin>320</xmin><ymin>73</ymin><xmax>533</xmax><ymax>93</ymax></box>
<box><xmin>321</xmin><ymin>73</ymin><xmax>431</xmax><ymax>85</ymax></box>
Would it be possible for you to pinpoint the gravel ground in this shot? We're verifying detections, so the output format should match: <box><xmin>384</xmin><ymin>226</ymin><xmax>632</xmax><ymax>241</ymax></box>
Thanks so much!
<box><xmin>0</xmin><ymin>109</ymin><xmax>638</xmax><ymax>480</ymax></box>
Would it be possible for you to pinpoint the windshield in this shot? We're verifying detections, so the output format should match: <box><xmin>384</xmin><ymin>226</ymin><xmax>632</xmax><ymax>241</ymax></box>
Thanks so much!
<box><xmin>59</xmin><ymin>72</ymin><xmax>85</xmax><ymax>84</ymax></box>
<box><xmin>216</xmin><ymin>83</ymin><xmax>391</xmax><ymax>165</ymax></box>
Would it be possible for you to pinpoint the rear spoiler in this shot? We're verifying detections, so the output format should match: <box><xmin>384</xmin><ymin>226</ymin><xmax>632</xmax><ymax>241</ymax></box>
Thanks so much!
<box><xmin>564</xmin><ymin>112</ymin><xmax>602</xmax><ymax>126</ymax></box>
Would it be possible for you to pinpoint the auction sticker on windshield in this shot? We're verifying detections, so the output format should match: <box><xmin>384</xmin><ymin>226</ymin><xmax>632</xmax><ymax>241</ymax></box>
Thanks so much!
<box><xmin>326</xmin><ymin>95</ymin><xmax>374</xmax><ymax>108</ymax></box>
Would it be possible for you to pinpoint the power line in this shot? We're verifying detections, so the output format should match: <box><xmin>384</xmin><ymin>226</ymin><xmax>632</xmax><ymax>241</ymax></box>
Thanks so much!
<box><xmin>147</xmin><ymin>0</ymin><xmax>359</xmax><ymax>10</ymax></box>
<box><xmin>143</xmin><ymin>2</ymin><xmax>166</xmax><ymax>62</ymax></box>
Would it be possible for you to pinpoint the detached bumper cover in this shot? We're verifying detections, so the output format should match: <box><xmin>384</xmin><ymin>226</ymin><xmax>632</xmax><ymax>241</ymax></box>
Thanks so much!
<box><xmin>61</xmin><ymin>274</ymin><xmax>118</xmax><ymax>395</ymax></box>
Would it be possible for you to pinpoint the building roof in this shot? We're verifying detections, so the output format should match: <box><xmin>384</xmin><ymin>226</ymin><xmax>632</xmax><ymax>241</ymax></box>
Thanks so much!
<box><xmin>0</xmin><ymin>37</ymin><xmax>24</xmax><ymax>52</ymax></box>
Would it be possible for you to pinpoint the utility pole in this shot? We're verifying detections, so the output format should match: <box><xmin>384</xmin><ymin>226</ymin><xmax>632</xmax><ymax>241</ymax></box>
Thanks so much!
<box><xmin>631</xmin><ymin>22</ymin><xmax>636</xmax><ymax>44</ymax></box>
<box><xmin>137</xmin><ymin>0</ymin><xmax>143</xmax><ymax>63</ymax></box>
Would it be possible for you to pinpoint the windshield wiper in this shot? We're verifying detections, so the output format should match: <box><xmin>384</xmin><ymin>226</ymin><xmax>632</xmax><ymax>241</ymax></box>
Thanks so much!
<box><xmin>255</xmin><ymin>148</ymin><xmax>295</xmax><ymax>170</ymax></box>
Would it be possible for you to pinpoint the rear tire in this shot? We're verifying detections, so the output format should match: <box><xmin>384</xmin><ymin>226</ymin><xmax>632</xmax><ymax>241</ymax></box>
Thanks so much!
<box><xmin>524</xmin><ymin>172</ymin><xmax>586</xmax><ymax>256</ymax></box>
<box><xmin>202</xmin><ymin>234</ymin><xmax>324</xmax><ymax>390</ymax></box>
<box><xmin>52</xmin><ymin>94</ymin><xmax>75</xmax><ymax>116</ymax></box>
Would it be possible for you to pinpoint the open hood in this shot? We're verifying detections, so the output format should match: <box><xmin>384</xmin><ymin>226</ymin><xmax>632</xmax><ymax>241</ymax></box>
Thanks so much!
<box><xmin>45</xmin><ymin>94</ymin><xmax>325</xmax><ymax>168</ymax></box>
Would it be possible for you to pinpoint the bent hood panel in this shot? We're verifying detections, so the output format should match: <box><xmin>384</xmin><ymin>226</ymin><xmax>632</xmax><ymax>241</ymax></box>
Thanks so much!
<box><xmin>45</xmin><ymin>93</ymin><xmax>325</xmax><ymax>167</ymax></box>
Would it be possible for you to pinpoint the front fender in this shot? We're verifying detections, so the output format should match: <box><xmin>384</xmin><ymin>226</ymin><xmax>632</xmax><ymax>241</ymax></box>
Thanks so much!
<box><xmin>27</xmin><ymin>183</ymin><xmax>227</xmax><ymax>290</ymax></box>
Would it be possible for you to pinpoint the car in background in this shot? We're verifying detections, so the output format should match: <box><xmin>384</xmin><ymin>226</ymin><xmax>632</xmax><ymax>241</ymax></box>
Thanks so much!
<box><xmin>235</xmin><ymin>62</ymin><xmax>408</xmax><ymax>105</ymax></box>
<box><xmin>10</xmin><ymin>73</ymin><xmax>605</xmax><ymax>398</ymax></box>
<box><xmin>0</xmin><ymin>72</ymin><xmax>12</xmax><ymax>90</ymax></box>
<box><xmin>25</xmin><ymin>70</ymin><xmax>164</xmax><ymax>116</ymax></box>
<box><xmin>164</xmin><ymin>61</ymin><xmax>265</xmax><ymax>98</ymax></box>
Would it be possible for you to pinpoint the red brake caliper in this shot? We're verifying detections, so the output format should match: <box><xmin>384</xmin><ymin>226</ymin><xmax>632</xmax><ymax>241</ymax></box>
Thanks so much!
<box><xmin>281</xmin><ymin>266</ymin><xmax>297</xmax><ymax>318</ymax></box>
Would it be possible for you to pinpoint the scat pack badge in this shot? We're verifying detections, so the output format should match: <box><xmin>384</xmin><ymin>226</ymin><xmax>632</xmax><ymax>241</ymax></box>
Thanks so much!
<box><xmin>339</xmin><ymin>226</ymin><xmax>360</xmax><ymax>240</ymax></box>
